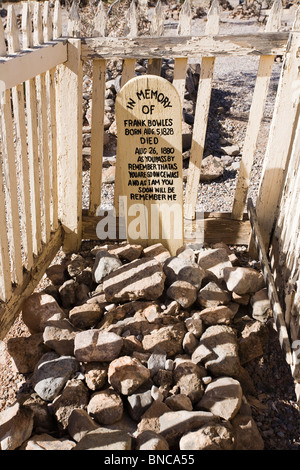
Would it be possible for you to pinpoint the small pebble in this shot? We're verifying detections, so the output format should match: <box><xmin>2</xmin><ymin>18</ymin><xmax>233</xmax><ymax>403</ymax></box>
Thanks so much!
<box><xmin>165</xmin><ymin>359</ymin><xmax>174</xmax><ymax>371</ymax></box>
<box><xmin>202</xmin><ymin>376</ymin><xmax>212</xmax><ymax>385</ymax></box>
<box><xmin>151</xmin><ymin>385</ymin><xmax>164</xmax><ymax>402</ymax></box>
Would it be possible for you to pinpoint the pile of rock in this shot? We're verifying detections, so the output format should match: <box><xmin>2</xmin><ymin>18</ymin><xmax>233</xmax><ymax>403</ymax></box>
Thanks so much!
<box><xmin>0</xmin><ymin>242</ymin><xmax>272</xmax><ymax>450</ymax></box>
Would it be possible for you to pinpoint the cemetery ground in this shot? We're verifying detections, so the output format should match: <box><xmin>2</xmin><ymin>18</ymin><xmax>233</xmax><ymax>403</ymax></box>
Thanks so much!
<box><xmin>0</xmin><ymin>0</ymin><xmax>300</xmax><ymax>451</ymax></box>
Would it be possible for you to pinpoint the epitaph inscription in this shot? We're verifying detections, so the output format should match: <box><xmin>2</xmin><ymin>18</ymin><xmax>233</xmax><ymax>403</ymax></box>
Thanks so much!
<box><xmin>115</xmin><ymin>76</ymin><xmax>183</xmax><ymax>255</ymax></box>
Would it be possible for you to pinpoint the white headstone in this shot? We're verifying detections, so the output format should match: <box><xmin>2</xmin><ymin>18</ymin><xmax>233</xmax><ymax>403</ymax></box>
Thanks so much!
<box><xmin>115</xmin><ymin>75</ymin><xmax>183</xmax><ymax>255</ymax></box>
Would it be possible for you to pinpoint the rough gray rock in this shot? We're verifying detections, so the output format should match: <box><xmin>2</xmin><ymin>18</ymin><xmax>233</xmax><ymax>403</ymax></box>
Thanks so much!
<box><xmin>192</xmin><ymin>324</ymin><xmax>241</xmax><ymax>377</ymax></box>
<box><xmin>135</xmin><ymin>430</ymin><xmax>169</xmax><ymax>450</ymax></box>
<box><xmin>231</xmin><ymin>414</ymin><xmax>265</xmax><ymax>450</ymax></box>
<box><xmin>142</xmin><ymin>323</ymin><xmax>186</xmax><ymax>356</ymax></box>
<box><xmin>137</xmin><ymin>400</ymin><xmax>171</xmax><ymax>434</ymax></box>
<box><xmin>0</xmin><ymin>402</ymin><xmax>34</xmax><ymax>450</ymax></box>
<box><xmin>179</xmin><ymin>423</ymin><xmax>235</xmax><ymax>450</ymax></box>
<box><xmin>31</xmin><ymin>352</ymin><xmax>79</xmax><ymax>402</ymax></box>
<box><xmin>183</xmin><ymin>331</ymin><xmax>199</xmax><ymax>355</ymax></box>
<box><xmin>84</xmin><ymin>362</ymin><xmax>108</xmax><ymax>391</ymax></box>
<box><xmin>159</xmin><ymin>410</ymin><xmax>217</xmax><ymax>446</ymax></box>
<box><xmin>106</xmin><ymin>243</ymin><xmax>143</xmax><ymax>261</ymax></box>
<box><xmin>69</xmin><ymin>303</ymin><xmax>104</xmax><ymax>329</ymax></box>
<box><xmin>164</xmin><ymin>394</ymin><xmax>193</xmax><ymax>412</ymax></box>
<box><xmin>103</xmin><ymin>257</ymin><xmax>166</xmax><ymax>302</ymax></box>
<box><xmin>6</xmin><ymin>333</ymin><xmax>49</xmax><ymax>374</ymax></box>
<box><xmin>73</xmin><ymin>427</ymin><xmax>132</xmax><ymax>450</ymax></box>
<box><xmin>19</xmin><ymin>393</ymin><xmax>56</xmax><ymax>435</ymax></box>
<box><xmin>250</xmin><ymin>288</ymin><xmax>272</xmax><ymax>321</ymax></box>
<box><xmin>108</xmin><ymin>356</ymin><xmax>151</xmax><ymax>395</ymax></box>
<box><xmin>21</xmin><ymin>293</ymin><xmax>66</xmax><ymax>334</ymax></box>
<box><xmin>167</xmin><ymin>280</ymin><xmax>197</xmax><ymax>308</ymax></box>
<box><xmin>198</xmin><ymin>304</ymin><xmax>236</xmax><ymax>325</ymax></box>
<box><xmin>197</xmin><ymin>376</ymin><xmax>243</xmax><ymax>420</ymax></box>
<box><xmin>223</xmin><ymin>267</ymin><xmax>265</xmax><ymax>295</ymax></box>
<box><xmin>68</xmin><ymin>408</ymin><xmax>99</xmax><ymax>442</ymax></box>
<box><xmin>45</xmin><ymin>264</ymin><xmax>67</xmax><ymax>286</ymax></box>
<box><xmin>92</xmin><ymin>249</ymin><xmax>122</xmax><ymax>284</ymax></box>
<box><xmin>197</xmin><ymin>281</ymin><xmax>231</xmax><ymax>308</ymax></box>
<box><xmin>238</xmin><ymin>321</ymin><xmax>269</xmax><ymax>365</ymax></box>
<box><xmin>58</xmin><ymin>279</ymin><xmax>78</xmax><ymax>309</ymax></box>
<box><xmin>67</xmin><ymin>254</ymin><xmax>88</xmax><ymax>278</ymax></box>
<box><xmin>49</xmin><ymin>379</ymin><xmax>90</xmax><ymax>431</ymax></box>
<box><xmin>173</xmin><ymin>361</ymin><xmax>205</xmax><ymax>404</ymax></box>
<box><xmin>200</xmin><ymin>155</ymin><xmax>225</xmax><ymax>182</ymax></box>
<box><xmin>87</xmin><ymin>388</ymin><xmax>123</xmax><ymax>425</ymax></box>
<box><xmin>127</xmin><ymin>387</ymin><xmax>153</xmax><ymax>422</ymax></box>
<box><xmin>184</xmin><ymin>312</ymin><xmax>204</xmax><ymax>338</ymax></box>
<box><xmin>197</xmin><ymin>248</ymin><xmax>232</xmax><ymax>281</ymax></box>
<box><xmin>164</xmin><ymin>256</ymin><xmax>204</xmax><ymax>287</ymax></box>
<box><xmin>43</xmin><ymin>318</ymin><xmax>78</xmax><ymax>356</ymax></box>
<box><xmin>147</xmin><ymin>350</ymin><xmax>167</xmax><ymax>378</ymax></box>
<box><xmin>74</xmin><ymin>330</ymin><xmax>123</xmax><ymax>363</ymax></box>
<box><xmin>20</xmin><ymin>433</ymin><xmax>76</xmax><ymax>450</ymax></box>
<box><xmin>142</xmin><ymin>243</ymin><xmax>171</xmax><ymax>263</ymax></box>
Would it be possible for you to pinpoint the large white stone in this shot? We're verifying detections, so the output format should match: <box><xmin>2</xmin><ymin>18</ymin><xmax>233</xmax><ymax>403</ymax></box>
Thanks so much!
<box><xmin>197</xmin><ymin>377</ymin><xmax>243</xmax><ymax>420</ymax></box>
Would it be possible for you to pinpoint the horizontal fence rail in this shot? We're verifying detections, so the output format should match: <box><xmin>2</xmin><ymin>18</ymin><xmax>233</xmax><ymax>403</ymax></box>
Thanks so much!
<box><xmin>81</xmin><ymin>32</ymin><xmax>290</xmax><ymax>60</ymax></box>
<box><xmin>0</xmin><ymin>40</ymin><xmax>67</xmax><ymax>93</ymax></box>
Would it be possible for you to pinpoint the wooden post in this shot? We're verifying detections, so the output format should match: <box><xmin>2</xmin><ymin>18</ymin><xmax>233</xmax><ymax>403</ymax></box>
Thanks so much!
<box><xmin>148</xmin><ymin>0</ymin><xmax>164</xmax><ymax>76</ymax></box>
<box><xmin>249</xmin><ymin>31</ymin><xmax>300</xmax><ymax>255</ymax></box>
<box><xmin>8</xmin><ymin>4</ymin><xmax>33</xmax><ymax>271</ymax></box>
<box><xmin>51</xmin><ymin>0</ymin><xmax>62</xmax><ymax>232</ymax></box>
<box><xmin>44</xmin><ymin>1</ymin><xmax>59</xmax><ymax>231</ymax></box>
<box><xmin>0</xmin><ymin>7</ymin><xmax>23</xmax><ymax>286</ymax></box>
<box><xmin>115</xmin><ymin>1</ymin><xmax>139</xmax><ymax>216</ymax></box>
<box><xmin>53</xmin><ymin>0</ymin><xmax>62</xmax><ymax>40</ymax></box>
<box><xmin>0</xmin><ymin>13</ymin><xmax>5</xmax><ymax>56</ymax></box>
<box><xmin>293</xmin><ymin>5</ymin><xmax>300</xmax><ymax>31</ymax></box>
<box><xmin>121</xmin><ymin>1</ymin><xmax>137</xmax><ymax>89</ymax></box>
<box><xmin>34</xmin><ymin>2</ymin><xmax>51</xmax><ymax>244</ymax></box>
<box><xmin>184</xmin><ymin>0</ymin><xmax>220</xmax><ymax>220</ymax></box>
<box><xmin>67</xmin><ymin>0</ymin><xmax>81</xmax><ymax>38</ymax></box>
<box><xmin>23</xmin><ymin>2</ymin><xmax>42</xmax><ymax>256</ymax></box>
<box><xmin>232</xmin><ymin>0</ymin><xmax>283</xmax><ymax>220</ymax></box>
<box><xmin>0</xmin><ymin>19</ymin><xmax>12</xmax><ymax>301</ymax></box>
<box><xmin>173</xmin><ymin>0</ymin><xmax>192</xmax><ymax>107</ymax></box>
<box><xmin>56</xmin><ymin>4</ymin><xmax>83</xmax><ymax>251</ymax></box>
<box><xmin>114</xmin><ymin>75</ymin><xmax>183</xmax><ymax>255</ymax></box>
<box><xmin>0</xmin><ymin>89</ymin><xmax>23</xmax><ymax>286</ymax></box>
<box><xmin>89</xmin><ymin>2</ymin><xmax>107</xmax><ymax>215</ymax></box>
<box><xmin>93</xmin><ymin>0</ymin><xmax>106</xmax><ymax>38</ymax></box>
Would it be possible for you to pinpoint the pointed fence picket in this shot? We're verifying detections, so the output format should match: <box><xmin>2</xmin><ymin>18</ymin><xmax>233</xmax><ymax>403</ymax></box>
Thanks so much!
<box><xmin>231</xmin><ymin>0</ymin><xmax>283</xmax><ymax>221</ymax></box>
<box><xmin>113</xmin><ymin>0</ymin><xmax>138</xmax><ymax>216</ymax></box>
<box><xmin>148</xmin><ymin>0</ymin><xmax>164</xmax><ymax>76</ymax></box>
<box><xmin>89</xmin><ymin>1</ymin><xmax>107</xmax><ymax>215</ymax></box>
<box><xmin>184</xmin><ymin>0</ymin><xmax>220</xmax><ymax>220</ymax></box>
<box><xmin>173</xmin><ymin>0</ymin><xmax>192</xmax><ymax>107</ymax></box>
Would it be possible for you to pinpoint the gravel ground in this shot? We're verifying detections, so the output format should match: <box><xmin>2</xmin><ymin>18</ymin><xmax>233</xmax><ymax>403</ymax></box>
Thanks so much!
<box><xmin>0</xmin><ymin>1</ymin><xmax>299</xmax><ymax>451</ymax></box>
